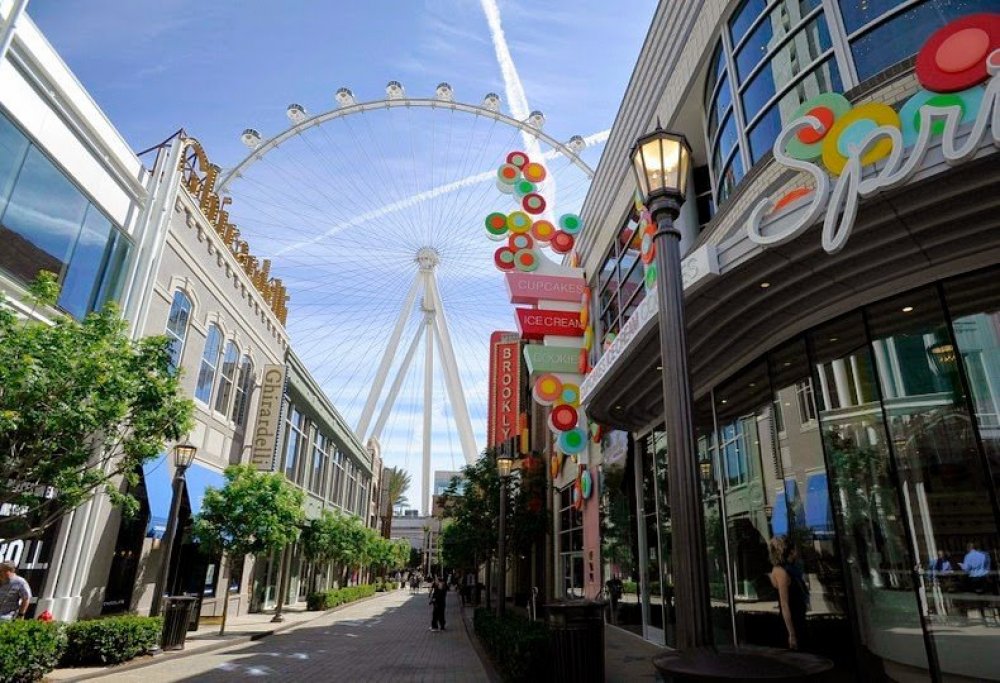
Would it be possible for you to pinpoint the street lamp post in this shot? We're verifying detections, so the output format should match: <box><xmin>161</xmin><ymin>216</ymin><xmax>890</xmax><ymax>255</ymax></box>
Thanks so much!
<box><xmin>496</xmin><ymin>444</ymin><xmax>514</xmax><ymax>618</ymax></box>
<box><xmin>150</xmin><ymin>440</ymin><xmax>198</xmax><ymax>617</ymax></box>
<box><xmin>630</xmin><ymin>127</ymin><xmax>712</xmax><ymax>649</ymax></box>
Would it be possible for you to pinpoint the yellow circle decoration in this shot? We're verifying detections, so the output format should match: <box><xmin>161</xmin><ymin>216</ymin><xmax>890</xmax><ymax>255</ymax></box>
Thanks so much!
<box><xmin>507</xmin><ymin>211</ymin><xmax>532</xmax><ymax>234</ymax></box>
<box><xmin>820</xmin><ymin>103</ymin><xmax>900</xmax><ymax>176</ymax></box>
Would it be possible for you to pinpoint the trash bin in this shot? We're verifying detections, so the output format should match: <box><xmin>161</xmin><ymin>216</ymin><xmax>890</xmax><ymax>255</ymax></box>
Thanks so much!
<box><xmin>545</xmin><ymin>600</ymin><xmax>605</xmax><ymax>683</ymax></box>
<box><xmin>161</xmin><ymin>596</ymin><xmax>198</xmax><ymax>651</ymax></box>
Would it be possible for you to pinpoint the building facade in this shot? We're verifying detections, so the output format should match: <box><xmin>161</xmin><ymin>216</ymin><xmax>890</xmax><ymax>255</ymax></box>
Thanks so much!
<box><xmin>575</xmin><ymin>2</ymin><xmax>999</xmax><ymax>681</ymax></box>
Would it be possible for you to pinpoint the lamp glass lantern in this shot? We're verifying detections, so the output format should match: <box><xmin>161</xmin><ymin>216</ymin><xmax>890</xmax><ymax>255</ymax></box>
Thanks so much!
<box><xmin>497</xmin><ymin>454</ymin><xmax>514</xmax><ymax>479</ymax></box>
<box><xmin>172</xmin><ymin>440</ymin><xmax>198</xmax><ymax>470</ymax></box>
<box><xmin>630</xmin><ymin>127</ymin><xmax>691</xmax><ymax>204</ymax></box>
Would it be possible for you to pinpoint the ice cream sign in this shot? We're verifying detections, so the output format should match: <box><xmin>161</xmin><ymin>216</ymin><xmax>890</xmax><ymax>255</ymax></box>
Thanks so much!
<box><xmin>747</xmin><ymin>14</ymin><xmax>1000</xmax><ymax>254</ymax></box>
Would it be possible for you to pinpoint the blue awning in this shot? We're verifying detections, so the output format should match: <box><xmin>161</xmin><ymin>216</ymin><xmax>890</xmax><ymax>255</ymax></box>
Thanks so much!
<box><xmin>184</xmin><ymin>463</ymin><xmax>226</xmax><ymax>517</ymax></box>
<box><xmin>805</xmin><ymin>472</ymin><xmax>834</xmax><ymax>535</ymax></box>
<box><xmin>142</xmin><ymin>454</ymin><xmax>173</xmax><ymax>539</ymax></box>
<box><xmin>771</xmin><ymin>491</ymin><xmax>788</xmax><ymax>536</ymax></box>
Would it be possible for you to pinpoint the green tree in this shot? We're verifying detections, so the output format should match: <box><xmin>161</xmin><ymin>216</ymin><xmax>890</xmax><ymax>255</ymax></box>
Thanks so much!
<box><xmin>380</xmin><ymin>467</ymin><xmax>411</xmax><ymax>538</ymax></box>
<box><xmin>192</xmin><ymin>465</ymin><xmax>305</xmax><ymax>635</ymax></box>
<box><xmin>301</xmin><ymin>510</ymin><xmax>342</xmax><ymax>592</ymax></box>
<box><xmin>0</xmin><ymin>273</ymin><xmax>194</xmax><ymax>540</ymax></box>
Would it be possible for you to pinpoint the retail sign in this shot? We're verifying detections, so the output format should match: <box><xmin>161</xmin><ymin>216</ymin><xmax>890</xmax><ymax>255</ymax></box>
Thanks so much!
<box><xmin>506</xmin><ymin>273</ymin><xmax>587</xmax><ymax>305</ymax></box>
<box><xmin>488</xmin><ymin>332</ymin><xmax>521</xmax><ymax>448</ymax></box>
<box><xmin>516</xmin><ymin>308</ymin><xmax>584</xmax><ymax>340</ymax></box>
<box><xmin>747</xmin><ymin>15</ymin><xmax>999</xmax><ymax>255</ymax></box>
<box><xmin>523</xmin><ymin>345</ymin><xmax>582</xmax><ymax>375</ymax></box>
<box><xmin>251</xmin><ymin>364</ymin><xmax>286</xmax><ymax>470</ymax></box>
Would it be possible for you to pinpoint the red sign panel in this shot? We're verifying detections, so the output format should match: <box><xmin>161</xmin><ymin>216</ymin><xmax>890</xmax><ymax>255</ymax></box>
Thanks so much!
<box><xmin>515</xmin><ymin>308</ymin><xmax>584</xmax><ymax>340</ymax></box>
<box><xmin>488</xmin><ymin>332</ymin><xmax>521</xmax><ymax>448</ymax></box>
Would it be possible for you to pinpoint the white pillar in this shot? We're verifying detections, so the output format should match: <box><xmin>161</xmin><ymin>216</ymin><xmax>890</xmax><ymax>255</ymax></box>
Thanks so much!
<box><xmin>422</xmin><ymin>312</ymin><xmax>434</xmax><ymax>516</ymax></box>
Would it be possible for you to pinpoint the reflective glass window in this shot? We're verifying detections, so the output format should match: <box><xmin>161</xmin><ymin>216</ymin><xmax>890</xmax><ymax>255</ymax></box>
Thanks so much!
<box><xmin>718</xmin><ymin>153</ymin><xmax>745</xmax><ymax>204</ymax></box>
<box><xmin>0</xmin><ymin>113</ymin><xmax>29</xmax><ymax>218</ymax></box>
<box><xmin>231</xmin><ymin>355</ymin><xmax>254</xmax><ymax>426</ymax></box>
<box><xmin>57</xmin><ymin>205</ymin><xmax>114</xmax><ymax>320</ymax></box>
<box><xmin>214</xmin><ymin>340</ymin><xmax>239</xmax><ymax>415</ymax></box>
<box><xmin>729</xmin><ymin>0</ymin><xmax>768</xmax><ymax>45</ymax></box>
<box><xmin>195</xmin><ymin>324</ymin><xmax>222</xmax><ymax>403</ymax></box>
<box><xmin>0</xmin><ymin>146</ymin><xmax>88</xmax><ymax>284</ymax></box>
<box><xmin>709</xmin><ymin>75</ymin><xmax>733</xmax><ymax>145</ymax></box>
<box><xmin>705</xmin><ymin>44</ymin><xmax>727</xmax><ymax>110</ymax></box>
<box><xmin>717</xmin><ymin>112</ymin><xmax>739</xmax><ymax>166</ymax></box>
<box><xmin>736</xmin><ymin>1</ymin><xmax>825</xmax><ymax>80</ymax></box>
<box><xmin>839</xmin><ymin>0</ymin><xmax>913</xmax><ymax>33</ymax></box>
<box><xmin>164</xmin><ymin>291</ymin><xmax>192</xmax><ymax>371</ymax></box>
<box><xmin>849</xmin><ymin>0</ymin><xmax>998</xmax><ymax>82</ymax></box>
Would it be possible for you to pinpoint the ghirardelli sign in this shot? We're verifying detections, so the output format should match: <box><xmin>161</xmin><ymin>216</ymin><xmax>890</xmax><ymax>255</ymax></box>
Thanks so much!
<box><xmin>251</xmin><ymin>364</ymin><xmax>286</xmax><ymax>470</ymax></box>
<box><xmin>488</xmin><ymin>332</ymin><xmax>521</xmax><ymax>448</ymax></box>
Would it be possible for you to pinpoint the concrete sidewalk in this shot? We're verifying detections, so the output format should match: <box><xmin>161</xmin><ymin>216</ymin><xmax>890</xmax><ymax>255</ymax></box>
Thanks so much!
<box><xmin>45</xmin><ymin>591</ymin><xmax>386</xmax><ymax>682</ymax></box>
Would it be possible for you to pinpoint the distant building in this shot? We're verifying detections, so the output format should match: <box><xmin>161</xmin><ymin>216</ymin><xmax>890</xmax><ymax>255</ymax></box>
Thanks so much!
<box><xmin>433</xmin><ymin>470</ymin><xmax>464</xmax><ymax>496</ymax></box>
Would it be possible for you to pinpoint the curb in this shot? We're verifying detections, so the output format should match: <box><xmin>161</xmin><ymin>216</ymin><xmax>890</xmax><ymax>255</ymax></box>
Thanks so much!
<box><xmin>459</xmin><ymin>605</ymin><xmax>503</xmax><ymax>683</ymax></box>
<box><xmin>46</xmin><ymin>590</ymin><xmax>394</xmax><ymax>682</ymax></box>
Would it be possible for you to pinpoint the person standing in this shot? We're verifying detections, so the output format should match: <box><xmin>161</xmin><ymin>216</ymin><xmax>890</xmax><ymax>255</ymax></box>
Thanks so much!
<box><xmin>960</xmin><ymin>542</ymin><xmax>992</xmax><ymax>623</ymax></box>
<box><xmin>768</xmin><ymin>536</ymin><xmax>809</xmax><ymax>651</ymax></box>
<box><xmin>606</xmin><ymin>575</ymin><xmax>623</xmax><ymax>624</ymax></box>
<box><xmin>0</xmin><ymin>562</ymin><xmax>31</xmax><ymax>622</ymax></box>
<box><xmin>429</xmin><ymin>577</ymin><xmax>448</xmax><ymax>631</ymax></box>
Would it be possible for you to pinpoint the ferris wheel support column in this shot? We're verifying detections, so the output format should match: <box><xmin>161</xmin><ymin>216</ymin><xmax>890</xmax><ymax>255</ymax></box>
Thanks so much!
<box><xmin>427</xmin><ymin>273</ymin><xmax>479</xmax><ymax>465</ymax></box>
<box><xmin>422</xmin><ymin>293</ymin><xmax>435</xmax><ymax>517</ymax></box>
<box><xmin>356</xmin><ymin>276</ymin><xmax>421</xmax><ymax>439</ymax></box>
<box><xmin>371</xmin><ymin>320</ymin><xmax>426</xmax><ymax>441</ymax></box>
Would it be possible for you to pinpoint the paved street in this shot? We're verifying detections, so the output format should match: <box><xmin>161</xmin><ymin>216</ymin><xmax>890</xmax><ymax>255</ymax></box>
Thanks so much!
<box><xmin>91</xmin><ymin>590</ymin><xmax>488</xmax><ymax>682</ymax></box>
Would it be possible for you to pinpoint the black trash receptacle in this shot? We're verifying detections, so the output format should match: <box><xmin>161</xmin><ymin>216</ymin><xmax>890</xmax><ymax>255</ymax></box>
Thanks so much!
<box><xmin>161</xmin><ymin>596</ymin><xmax>198</xmax><ymax>651</ymax></box>
<box><xmin>546</xmin><ymin>600</ymin><xmax>605</xmax><ymax>683</ymax></box>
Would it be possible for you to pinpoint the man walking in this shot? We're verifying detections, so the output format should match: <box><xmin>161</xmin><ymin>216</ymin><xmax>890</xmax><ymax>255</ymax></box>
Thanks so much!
<box><xmin>0</xmin><ymin>562</ymin><xmax>31</xmax><ymax>621</ymax></box>
<box><xmin>429</xmin><ymin>577</ymin><xmax>448</xmax><ymax>632</ymax></box>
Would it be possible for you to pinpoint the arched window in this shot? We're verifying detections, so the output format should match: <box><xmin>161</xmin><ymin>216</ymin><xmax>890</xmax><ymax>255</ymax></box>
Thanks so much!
<box><xmin>195</xmin><ymin>324</ymin><xmax>222</xmax><ymax>403</ymax></box>
<box><xmin>231</xmin><ymin>355</ymin><xmax>255</xmax><ymax>426</ymax></box>
<box><xmin>164</xmin><ymin>291</ymin><xmax>192</xmax><ymax>371</ymax></box>
<box><xmin>214</xmin><ymin>340</ymin><xmax>239</xmax><ymax>414</ymax></box>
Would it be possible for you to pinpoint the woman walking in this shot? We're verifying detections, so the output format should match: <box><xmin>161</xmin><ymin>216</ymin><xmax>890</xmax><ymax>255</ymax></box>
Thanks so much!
<box><xmin>768</xmin><ymin>535</ymin><xmax>809</xmax><ymax>650</ymax></box>
<box><xmin>429</xmin><ymin>577</ymin><xmax>448</xmax><ymax>632</ymax></box>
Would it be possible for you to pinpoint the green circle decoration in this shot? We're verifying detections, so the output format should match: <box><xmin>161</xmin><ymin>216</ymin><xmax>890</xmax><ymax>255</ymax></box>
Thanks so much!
<box><xmin>784</xmin><ymin>93</ymin><xmax>852</xmax><ymax>161</ymax></box>
<box><xmin>559</xmin><ymin>213</ymin><xmax>582</xmax><ymax>234</ymax></box>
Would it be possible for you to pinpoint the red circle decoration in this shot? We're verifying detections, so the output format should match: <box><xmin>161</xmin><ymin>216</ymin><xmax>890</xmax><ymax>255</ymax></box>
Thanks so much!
<box><xmin>522</xmin><ymin>192</ymin><xmax>546</xmax><ymax>215</ymax></box>
<box><xmin>509</xmin><ymin>233</ymin><xmax>534</xmax><ymax>251</ymax></box>
<box><xmin>497</xmin><ymin>164</ymin><xmax>520</xmax><ymax>183</ymax></box>
<box><xmin>550</xmin><ymin>230</ymin><xmax>575</xmax><ymax>254</ymax></box>
<box><xmin>796</xmin><ymin>106</ymin><xmax>835</xmax><ymax>144</ymax></box>
<box><xmin>640</xmin><ymin>224</ymin><xmax>656</xmax><ymax>264</ymax></box>
<box><xmin>506</xmin><ymin>151</ymin><xmax>529</xmax><ymax>169</ymax></box>
<box><xmin>550</xmin><ymin>404</ymin><xmax>578</xmax><ymax>431</ymax></box>
<box><xmin>916</xmin><ymin>14</ymin><xmax>1000</xmax><ymax>93</ymax></box>
<box><xmin>577</xmin><ymin>347</ymin><xmax>589</xmax><ymax>374</ymax></box>
<box><xmin>494</xmin><ymin>247</ymin><xmax>516</xmax><ymax>270</ymax></box>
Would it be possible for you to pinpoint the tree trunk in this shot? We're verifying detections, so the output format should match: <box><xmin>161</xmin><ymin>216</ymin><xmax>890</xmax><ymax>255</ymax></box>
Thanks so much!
<box><xmin>219</xmin><ymin>562</ymin><xmax>231</xmax><ymax>637</ymax></box>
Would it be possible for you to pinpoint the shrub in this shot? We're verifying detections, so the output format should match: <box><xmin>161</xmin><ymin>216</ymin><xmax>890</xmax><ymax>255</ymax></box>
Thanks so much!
<box><xmin>61</xmin><ymin>615</ymin><xmax>162</xmax><ymax>667</ymax></box>
<box><xmin>305</xmin><ymin>583</ymin><xmax>376</xmax><ymax>611</ymax></box>
<box><xmin>473</xmin><ymin>608</ymin><xmax>549</xmax><ymax>681</ymax></box>
<box><xmin>0</xmin><ymin>620</ymin><xmax>67</xmax><ymax>682</ymax></box>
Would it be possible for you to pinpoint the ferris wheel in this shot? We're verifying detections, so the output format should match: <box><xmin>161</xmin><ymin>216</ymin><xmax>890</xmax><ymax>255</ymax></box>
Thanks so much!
<box><xmin>218</xmin><ymin>81</ymin><xmax>600</xmax><ymax>513</ymax></box>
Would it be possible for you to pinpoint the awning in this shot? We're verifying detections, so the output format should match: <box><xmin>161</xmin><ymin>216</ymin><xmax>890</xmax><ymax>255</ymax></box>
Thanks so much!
<box><xmin>771</xmin><ymin>491</ymin><xmax>788</xmax><ymax>536</ymax></box>
<box><xmin>805</xmin><ymin>472</ymin><xmax>834</xmax><ymax>535</ymax></box>
<box><xmin>142</xmin><ymin>454</ymin><xmax>173</xmax><ymax>539</ymax></box>
<box><xmin>184</xmin><ymin>463</ymin><xmax>226</xmax><ymax>517</ymax></box>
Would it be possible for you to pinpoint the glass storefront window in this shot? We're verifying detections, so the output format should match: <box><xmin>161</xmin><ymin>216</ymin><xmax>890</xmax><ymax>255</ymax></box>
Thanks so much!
<box><xmin>214</xmin><ymin>341</ymin><xmax>239</xmax><ymax>415</ymax></box>
<box><xmin>195</xmin><ymin>324</ymin><xmax>222</xmax><ymax>403</ymax></box>
<box><xmin>729</xmin><ymin>0</ymin><xmax>769</xmax><ymax>46</ymax></box>
<box><xmin>735</xmin><ymin>1</ymin><xmax>825</xmax><ymax>82</ymax></box>
<box><xmin>559</xmin><ymin>487</ymin><xmax>585</xmax><ymax>599</ymax></box>
<box><xmin>165</xmin><ymin>291</ymin><xmax>192</xmax><ymax>371</ymax></box>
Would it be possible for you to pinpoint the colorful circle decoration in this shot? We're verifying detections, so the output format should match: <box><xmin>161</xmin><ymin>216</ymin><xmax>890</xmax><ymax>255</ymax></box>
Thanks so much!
<box><xmin>898</xmin><ymin>86</ymin><xmax>984</xmax><ymax>146</ymax></box>
<box><xmin>572</xmin><ymin>479</ymin><xmax>583</xmax><ymax>510</ymax></box>
<box><xmin>507</xmin><ymin>211</ymin><xmax>532</xmax><ymax>233</ymax></box>
<box><xmin>577</xmin><ymin>347</ymin><xmax>589</xmax><ymax>374</ymax></box>
<box><xmin>513</xmin><ymin>179</ymin><xmax>537</xmax><ymax>198</ymax></box>
<box><xmin>644</xmin><ymin>262</ymin><xmax>657</xmax><ymax>290</ymax></box>
<box><xmin>506</xmin><ymin>151</ymin><xmax>529</xmax><ymax>169</ymax></box>
<box><xmin>916</xmin><ymin>14</ymin><xmax>1000</xmax><ymax>93</ymax></box>
<box><xmin>515</xmin><ymin>248</ymin><xmax>539</xmax><ymax>272</ymax></box>
<box><xmin>558</xmin><ymin>383</ymin><xmax>580</xmax><ymax>406</ymax></box>
<box><xmin>494</xmin><ymin>246</ymin><xmax>516</xmax><ymax>270</ymax></box>
<box><xmin>559</xmin><ymin>427</ymin><xmax>587</xmax><ymax>454</ymax></box>
<box><xmin>783</xmin><ymin>93</ymin><xmax>852</xmax><ymax>161</ymax></box>
<box><xmin>485</xmin><ymin>212</ymin><xmax>509</xmax><ymax>239</ymax></box>
<box><xmin>640</xmin><ymin>223</ymin><xmax>657</xmax><ymax>264</ymax></box>
<box><xmin>550</xmin><ymin>452</ymin><xmax>563</xmax><ymax>479</ymax></box>
<box><xmin>821</xmin><ymin>103</ymin><xmax>901</xmax><ymax>176</ymax></box>
<box><xmin>509</xmin><ymin>233</ymin><xmax>534</xmax><ymax>251</ymax></box>
<box><xmin>581</xmin><ymin>469</ymin><xmax>593</xmax><ymax>499</ymax></box>
<box><xmin>559</xmin><ymin>213</ymin><xmax>582</xmax><ymax>235</ymax></box>
<box><xmin>579</xmin><ymin>305</ymin><xmax>589</xmax><ymax>327</ymax></box>
<box><xmin>496</xmin><ymin>177</ymin><xmax>515</xmax><ymax>194</ymax></box>
<box><xmin>497</xmin><ymin>163</ymin><xmax>521</xmax><ymax>184</ymax></box>
<box><xmin>533</xmin><ymin>373</ymin><xmax>563</xmax><ymax>405</ymax></box>
<box><xmin>550</xmin><ymin>404</ymin><xmax>578</xmax><ymax>432</ymax></box>
<box><xmin>531</xmin><ymin>219</ymin><xmax>555</xmax><ymax>242</ymax></box>
<box><xmin>523</xmin><ymin>161</ymin><xmax>547</xmax><ymax>183</ymax></box>
<box><xmin>550</xmin><ymin>230</ymin><xmax>575</xmax><ymax>254</ymax></box>
<box><xmin>522</xmin><ymin>192</ymin><xmax>546</xmax><ymax>215</ymax></box>
<box><xmin>582</xmin><ymin>326</ymin><xmax>593</xmax><ymax>352</ymax></box>
<box><xmin>589</xmin><ymin>421</ymin><xmax>606</xmax><ymax>444</ymax></box>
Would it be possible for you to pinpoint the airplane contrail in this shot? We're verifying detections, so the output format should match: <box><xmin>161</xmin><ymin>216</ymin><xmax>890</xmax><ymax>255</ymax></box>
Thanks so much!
<box><xmin>269</xmin><ymin>131</ymin><xmax>609</xmax><ymax>258</ymax></box>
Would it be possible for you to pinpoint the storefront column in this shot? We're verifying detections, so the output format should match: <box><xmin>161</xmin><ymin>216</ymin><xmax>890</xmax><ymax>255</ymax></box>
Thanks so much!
<box><xmin>633</xmin><ymin>439</ymin><xmax>651</xmax><ymax>641</ymax></box>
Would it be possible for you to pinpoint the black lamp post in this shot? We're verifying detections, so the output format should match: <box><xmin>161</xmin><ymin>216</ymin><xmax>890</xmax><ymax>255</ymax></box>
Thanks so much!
<box><xmin>150</xmin><ymin>440</ymin><xmax>197</xmax><ymax>617</ymax></box>
<box><xmin>496</xmin><ymin>444</ymin><xmax>514</xmax><ymax>617</ymax></box>
<box><xmin>629</xmin><ymin>126</ymin><xmax>712</xmax><ymax>650</ymax></box>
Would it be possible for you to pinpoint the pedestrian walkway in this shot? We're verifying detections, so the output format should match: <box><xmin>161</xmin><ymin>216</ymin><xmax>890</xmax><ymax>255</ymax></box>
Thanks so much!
<box><xmin>67</xmin><ymin>589</ymin><xmax>489</xmax><ymax>682</ymax></box>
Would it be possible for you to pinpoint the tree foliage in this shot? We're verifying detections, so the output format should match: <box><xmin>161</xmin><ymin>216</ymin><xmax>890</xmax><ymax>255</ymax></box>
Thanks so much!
<box><xmin>380</xmin><ymin>466</ymin><xmax>411</xmax><ymax>538</ymax></box>
<box><xmin>192</xmin><ymin>464</ymin><xmax>305</xmax><ymax>634</ymax></box>
<box><xmin>302</xmin><ymin>510</ymin><xmax>409</xmax><ymax>582</ymax></box>
<box><xmin>0</xmin><ymin>273</ymin><xmax>194</xmax><ymax>540</ymax></box>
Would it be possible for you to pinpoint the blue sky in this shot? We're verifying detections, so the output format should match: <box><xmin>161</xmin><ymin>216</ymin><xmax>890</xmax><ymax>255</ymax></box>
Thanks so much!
<box><xmin>30</xmin><ymin>0</ymin><xmax>657</xmax><ymax>510</ymax></box>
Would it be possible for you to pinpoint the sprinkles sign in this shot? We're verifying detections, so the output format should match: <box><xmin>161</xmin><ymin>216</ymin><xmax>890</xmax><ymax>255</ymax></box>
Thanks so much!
<box><xmin>747</xmin><ymin>13</ymin><xmax>1000</xmax><ymax>254</ymax></box>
